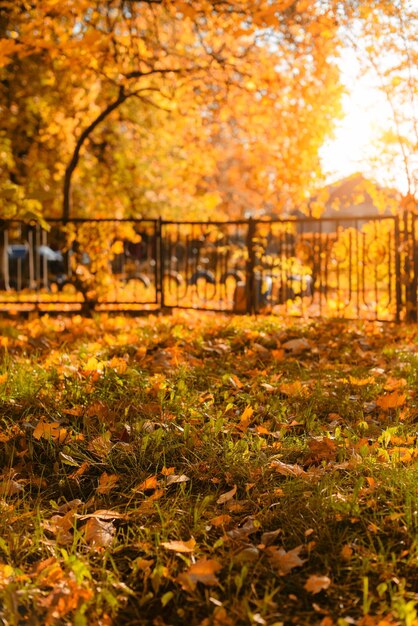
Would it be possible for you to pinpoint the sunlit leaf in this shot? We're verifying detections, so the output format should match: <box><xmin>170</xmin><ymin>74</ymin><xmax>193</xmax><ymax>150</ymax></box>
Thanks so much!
<box><xmin>304</xmin><ymin>574</ymin><xmax>331</xmax><ymax>594</ymax></box>
<box><xmin>177</xmin><ymin>558</ymin><xmax>222</xmax><ymax>591</ymax></box>
<box><xmin>161</xmin><ymin>538</ymin><xmax>196</xmax><ymax>553</ymax></box>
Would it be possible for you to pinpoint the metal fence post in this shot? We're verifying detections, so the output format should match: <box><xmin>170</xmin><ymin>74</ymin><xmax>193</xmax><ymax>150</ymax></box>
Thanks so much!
<box><xmin>246</xmin><ymin>217</ymin><xmax>256</xmax><ymax>314</ymax></box>
<box><xmin>394</xmin><ymin>214</ymin><xmax>402</xmax><ymax>323</ymax></box>
<box><xmin>157</xmin><ymin>218</ymin><xmax>164</xmax><ymax>310</ymax></box>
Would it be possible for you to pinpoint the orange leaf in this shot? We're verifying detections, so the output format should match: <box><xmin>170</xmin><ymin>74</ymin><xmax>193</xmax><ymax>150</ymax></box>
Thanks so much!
<box><xmin>304</xmin><ymin>574</ymin><xmax>331</xmax><ymax>594</ymax></box>
<box><xmin>33</xmin><ymin>420</ymin><xmax>68</xmax><ymax>443</ymax></box>
<box><xmin>238</xmin><ymin>406</ymin><xmax>253</xmax><ymax>431</ymax></box>
<box><xmin>349</xmin><ymin>375</ymin><xmax>375</xmax><ymax>386</ymax></box>
<box><xmin>376</xmin><ymin>390</ymin><xmax>406</xmax><ymax>409</ymax></box>
<box><xmin>108</xmin><ymin>356</ymin><xmax>128</xmax><ymax>374</ymax></box>
<box><xmin>279</xmin><ymin>381</ymin><xmax>304</xmax><ymax>397</ymax></box>
<box><xmin>177</xmin><ymin>558</ymin><xmax>222</xmax><ymax>591</ymax></box>
<box><xmin>96</xmin><ymin>472</ymin><xmax>119</xmax><ymax>494</ymax></box>
<box><xmin>266</xmin><ymin>545</ymin><xmax>306</xmax><ymax>575</ymax></box>
<box><xmin>161</xmin><ymin>467</ymin><xmax>175</xmax><ymax>476</ymax></box>
<box><xmin>161</xmin><ymin>538</ymin><xmax>196</xmax><ymax>553</ymax></box>
<box><xmin>135</xmin><ymin>476</ymin><xmax>158</xmax><ymax>491</ymax></box>
<box><xmin>216</xmin><ymin>484</ymin><xmax>237</xmax><ymax>504</ymax></box>
<box><xmin>210</xmin><ymin>514</ymin><xmax>232</xmax><ymax>527</ymax></box>
<box><xmin>0</xmin><ymin>373</ymin><xmax>8</xmax><ymax>384</ymax></box>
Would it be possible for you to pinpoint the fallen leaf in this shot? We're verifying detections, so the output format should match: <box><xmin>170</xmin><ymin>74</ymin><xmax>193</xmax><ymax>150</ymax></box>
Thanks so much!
<box><xmin>376</xmin><ymin>391</ymin><xmax>406</xmax><ymax>410</ymax></box>
<box><xmin>177</xmin><ymin>558</ymin><xmax>222</xmax><ymax>591</ymax></box>
<box><xmin>306</xmin><ymin>437</ymin><xmax>337</xmax><ymax>464</ymax></box>
<box><xmin>349</xmin><ymin>375</ymin><xmax>375</xmax><ymax>386</ymax></box>
<box><xmin>216</xmin><ymin>484</ymin><xmax>237</xmax><ymax>504</ymax></box>
<box><xmin>210</xmin><ymin>514</ymin><xmax>232</xmax><ymax>527</ymax></box>
<box><xmin>78</xmin><ymin>509</ymin><xmax>125</xmax><ymax>520</ymax></box>
<box><xmin>96</xmin><ymin>472</ymin><xmax>119</xmax><ymax>494</ymax></box>
<box><xmin>161</xmin><ymin>538</ymin><xmax>196</xmax><ymax>553</ymax></box>
<box><xmin>260</xmin><ymin>528</ymin><xmax>282</xmax><ymax>547</ymax></box>
<box><xmin>166</xmin><ymin>474</ymin><xmax>190</xmax><ymax>486</ymax></box>
<box><xmin>304</xmin><ymin>574</ymin><xmax>331</xmax><ymax>594</ymax></box>
<box><xmin>237</xmin><ymin>406</ymin><xmax>254</xmax><ymax>431</ymax></box>
<box><xmin>279</xmin><ymin>381</ymin><xmax>305</xmax><ymax>397</ymax></box>
<box><xmin>270</xmin><ymin>460</ymin><xmax>306</xmax><ymax>477</ymax></box>
<box><xmin>84</xmin><ymin>517</ymin><xmax>115</xmax><ymax>547</ymax></box>
<box><xmin>135</xmin><ymin>476</ymin><xmax>158</xmax><ymax>491</ymax></box>
<box><xmin>282</xmin><ymin>338</ymin><xmax>311</xmax><ymax>354</ymax></box>
<box><xmin>227</xmin><ymin>517</ymin><xmax>260</xmax><ymax>540</ymax></box>
<box><xmin>266</xmin><ymin>545</ymin><xmax>306</xmax><ymax>575</ymax></box>
<box><xmin>0</xmin><ymin>478</ymin><xmax>24</xmax><ymax>496</ymax></box>
<box><xmin>161</xmin><ymin>467</ymin><xmax>175</xmax><ymax>476</ymax></box>
<box><xmin>33</xmin><ymin>420</ymin><xmax>68</xmax><ymax>443</ymax></box>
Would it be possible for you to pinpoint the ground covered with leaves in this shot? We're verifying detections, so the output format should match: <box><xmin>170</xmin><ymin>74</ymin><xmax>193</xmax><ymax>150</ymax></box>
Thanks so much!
<box><xmin>0</xmin><ymin>312</ymin><xmax>417</xmax><ymax>626</ymax></box>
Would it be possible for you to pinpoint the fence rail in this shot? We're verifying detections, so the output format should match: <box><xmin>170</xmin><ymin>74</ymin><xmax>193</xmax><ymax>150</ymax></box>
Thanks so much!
<box><xmin>0</xmin><ymin>214</ymin><xmax>417</xmax><ymax>321</ymax></box>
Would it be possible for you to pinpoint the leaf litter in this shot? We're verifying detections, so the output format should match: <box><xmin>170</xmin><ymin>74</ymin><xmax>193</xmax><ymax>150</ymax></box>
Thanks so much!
<box><xmin>0</xmin><ymin>312</ymin><xmax>417</xmax><ymax>624</ymax></box>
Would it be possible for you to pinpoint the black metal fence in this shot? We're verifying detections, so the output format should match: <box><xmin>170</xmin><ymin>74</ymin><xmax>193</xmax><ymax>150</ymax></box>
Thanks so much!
<box><xmin>0</xmin><ymin>214</ymin><xmax>417</xmax><ymax>321</ymax></box>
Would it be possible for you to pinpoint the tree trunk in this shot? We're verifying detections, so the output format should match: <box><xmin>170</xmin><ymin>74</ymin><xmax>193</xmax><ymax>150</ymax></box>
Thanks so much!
<box><xmin>62</xmin><ymin>89</ymin><xmax>128</xmax><ymax>222</ymax></box>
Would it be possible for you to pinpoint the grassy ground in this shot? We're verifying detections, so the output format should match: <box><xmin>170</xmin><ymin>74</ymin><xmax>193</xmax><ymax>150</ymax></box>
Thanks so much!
<box><xmin>0</xmin><ymin>312</ymin><xmax>417</xmax><ymax>626</ymax></box>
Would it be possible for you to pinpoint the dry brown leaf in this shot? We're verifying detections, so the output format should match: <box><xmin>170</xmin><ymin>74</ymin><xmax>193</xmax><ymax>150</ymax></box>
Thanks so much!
<box><xmin>0</xmin><ymin>478</ymin><xmax>24</xmax><ymax>497</ymax></box>
<box><xmin>216</xmin><ymin>484</ymin><xmax>237</xmax><ymax>504</ymax></box>
<box><xmin>177</xmin><ymin>558</ymin><xmax>222</xmax><ymax>591</ymax></box>
<box><xmin>306</xmin><ymin>437</ymin><xmax>337</xmax><ymax>464</ymax></box>
<box><xmin>270</xmin><ymin>460</ymin><xmax>306</xmax><ymax>477</ymax></box>
<box><xmin>84</xmin><ymin>517</ymin><xmax>115</xmax><ymax>547</ymax></box>
<box><xmin>78</xmin><ymin>509</ymin><xmax>125</xmax><ymax>520</ymax></box>
<box><xmin>96</xmin><ymin>472</ymin><xmax>119</xmax><ymax>494</ymax></box>
<box><xmin>227</xmin><ymin>517</ymin><xmax>259</xmax><ymax>540</ymax></box>
<box><xmin>282</xmin><ymin>338</ymin><xmax>311</xmax><ymax>354</ymax></box>
<box><xmin>265</xmin><ymin>545</ymin><xmax>306</xmax><ymax>575</ymax></box>
<box><xmin>304</xmin><ymin>574</ymin><xmax>331</xmax><ymax>594</ymax></box>
<box><xmin>161</xmin><ymin>538</ymin><xmax>196</xmax><ymax>553</ymax></box>
<box><xmin>165</xmin><ymin>474</ymin><xmax>190</xmax><ymax>486</ymax></box>
<box><xmin>340</xmin><ymin>545</ymin><xmax>353</xmax><ymax>561</ymax></box>
<box><xmin>260</xmin><ymin>528</ymin><xmax>282</xmax><ymax>547</ymax></box>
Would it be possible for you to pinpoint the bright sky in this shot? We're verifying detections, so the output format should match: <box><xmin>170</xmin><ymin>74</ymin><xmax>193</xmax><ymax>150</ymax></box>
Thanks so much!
<box><xmin>320</xmin><ymin>50</ymin><xmax>406</xmax><ymax>192</ymax></box>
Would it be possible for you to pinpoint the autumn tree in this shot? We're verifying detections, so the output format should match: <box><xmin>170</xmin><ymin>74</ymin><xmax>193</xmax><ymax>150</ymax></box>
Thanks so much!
<box><xmin>0</xmin><ymin>0</ymin><xmax>347</xmax><ymax>221</ymax></box>
<box><xmin>337</xmin><ymin>0</ymin><xmax>418</xmax><ymax>203</ymax></box>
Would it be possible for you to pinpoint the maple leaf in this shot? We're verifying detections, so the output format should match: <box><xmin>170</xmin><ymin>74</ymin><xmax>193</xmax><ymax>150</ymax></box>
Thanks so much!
<box><xmin>33</xmin><ymin>420</ymin><xmax>68</xmax><ymax>443</ymax></box>
<box><xmin>304</xmin><ymin>574</ymin><xmax>331</xmax><ymax>594</ymax></box>
<box><xmin>265</xmin><ymin>545</ymin><xmax>306</xmax><ymax>575</ymax></box>
<box><xmin>177</xmin><ymin>558</ymin><xmax>222</xmax><ymax>591</ymax></box>
<box><xmin>376</xmin><ymin>390</ymin><xmax>406</xmax><ymax>410</ymax></box>
<box><xmin>96</xmin><ymin>472</ymin><xmax>119</xmax><ymax>494</ymax></box>
<box><xmin>134</xmin><ymin>476</ymin><xmax>159</xmax><ymax>492</ymax></box>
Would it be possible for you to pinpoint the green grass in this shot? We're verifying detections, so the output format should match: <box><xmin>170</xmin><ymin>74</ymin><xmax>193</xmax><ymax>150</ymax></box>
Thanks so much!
<box><xmin>0</xmin><ymin>312</ymin><xmax>417</xmax><ymax>625</ymax></box>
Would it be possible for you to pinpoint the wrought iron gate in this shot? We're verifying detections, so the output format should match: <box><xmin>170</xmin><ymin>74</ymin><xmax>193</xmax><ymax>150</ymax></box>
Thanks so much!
<box><xmin>0</xmin><ymin>214</ymin><xmax>417</xmax><ymax>321</ymax></box>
